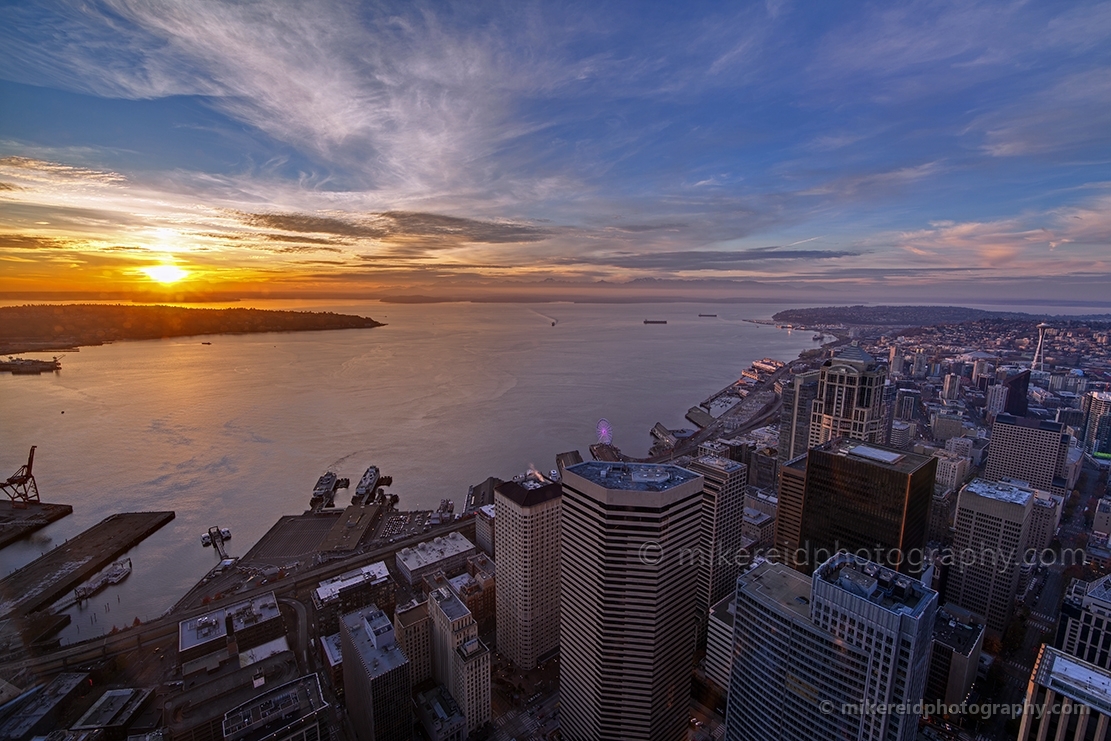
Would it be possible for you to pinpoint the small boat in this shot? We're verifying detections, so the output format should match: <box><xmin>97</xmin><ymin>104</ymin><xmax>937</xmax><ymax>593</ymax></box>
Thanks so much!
<box><xmin>552</xmin><ymin>321</ymin><xmax>556</xmax><ymax>326</ymax></box>
<box><xmin>219</xmin><ymin>528</ymin><xmax>232</xmax><ymax>541</ymax></box>
<box><xmin>644</xmin><ymin>320</ymin><xmax>667</xmax><ymax>324</ymax></box>
<box><xmin>75</xmin><ymin>558</ymin><xmax>132</xmax><ymax>601</ymax></box>
<box><xmin>201</xmin><ymin>533</ymin><xmax>212</xmax><ymax>547</ymax></box>
<box><xmin>698</xmin><ymin>314</ymin><xmax>717</xmax><ymax>318</ymax></box>
<box><xmin>201</xmin><ymin>342</ymin><xmax>211</xmax><ymax>345</ymax></box>
<box><xmin>813</xmin><ymin>333</ymin><xmax>824</xmax><ymax>341</ymax></box>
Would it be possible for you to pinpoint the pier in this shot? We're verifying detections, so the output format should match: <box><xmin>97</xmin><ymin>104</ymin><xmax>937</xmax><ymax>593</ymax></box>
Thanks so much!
<box><xmin>0</xmin><ymin>501</ymin><xmax>73</xmax><ymax>549</ymax></box>
<box><xmin>0</xmin><ymin>511</ymin><xmax>174</xmax><ymax>618</ymax></box>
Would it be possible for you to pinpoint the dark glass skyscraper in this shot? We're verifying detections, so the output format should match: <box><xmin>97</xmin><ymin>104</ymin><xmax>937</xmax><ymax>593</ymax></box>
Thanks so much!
<box><xmin>795</xmin><ymin>439</ymin><xmax>936</xmax><ymax>574</ymax></box>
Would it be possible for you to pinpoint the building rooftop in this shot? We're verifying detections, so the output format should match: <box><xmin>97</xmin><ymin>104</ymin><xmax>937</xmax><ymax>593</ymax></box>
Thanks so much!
<box><xmin>737</xmin><ymin>561</ymin><xmax>813</xmax><ymax>621</ymax></box>
<box><xmin>430</xmin><ymin>585</ymin><xmax>472</xmax><ymax>622</ymax></box>
<box><xmin>495</xmin><ymin>477</ymin><xmax>562</xmax><ymax>508</ymax></box>
<box><xmin>994</xmin><ymin>413</ymin><xmax>1064</xmax><ymax>434</ymax></box>
<box><xmin>691</xmin><ymin>455</ymin><xmax>746</xmax><ymax>475</ymax></box>
<box><xmin>815</xmin><ymin>554</ymin><xmax>934</xmax><ymax>618</ymax></box>
<box><xmin>321</xmin><ymin>633</ymin><xmax>342</xmax><ymax>668</ymax></box>
<box><xmin>341</xmin><ymin>606</ymin><xmax>408</xmax><ymax>679</ymax></box>
<box><xmin>478</xmin><ymin>504</ymin><xmax>496</xmax><ymax>519</ymax></box>
<box><xmin>818</xmin><ymin>438</ymin><xmax>934</xmax><ymax>474</ymax></box>
<box><xmin>743</xmin><ymin>507</ymin><xmax>773</xmax><ymax>527</ymax></box>
<box><xmin>71</xmin><ymin>688</ymin><xmax>153</xmax><ymax>730</ymax></box>
<box><xmin>314</xmin><ymin>561</ymin><xmax>389</xmax><ymax>605</ymax></box>
<box><xmin>397</xmin><ymin>532</ymin><xmax>475</xmax><ymax>573</ymax></box>
<box><xmin>227</xmin><ymin>592</ymin><xmax>281</xmax><ymax>634</ymax></box>
<box><xmin>1034</xmin><ymin>646</ymin><xmax>1111</xmax><ymax>717</ymax></box>
<box><xmin>833</xmin><ymin>344</ymin><xmax>877</xmax><ymax>364</ymax></box>
<box><xmin>456</xmin><ymin>637</ymin><xmax>489</xmax><ymax>662</ymax></box>
<box><xmin>963</xmin><ymin>478</ymin><xmax>1035</xmax><ymax>507</ymax></box>
<box><xmin>416</xmin><ymin>686</ymin><xmax>466</xmax><ymax>737</ymax></box>
<box><xmin>395</xmin><ymin>599</ymin><xmax>429</xmax><ymax>628</ymax></box>
<box><xmin>565</xmin><ymin>461</ymin><xmax>701</xmax><ymax>492</ymax></box>
<box><xmin>221</xmin><ymin>675</ymin><xmax>328</xmax><ymax>741</ymax></box>
<box><xmin>179</xmin><ymin>608</ymin><xmax>228</xmax><ymax>653</ymax></box>
<box><xmin>932</xmin><ymin>610</ymin><xmax>984</xmax><ymax>658</ymax></box>
<box><xmin>0</xmin><ymin>672</ymin><xmax>88</xmax><ymax>739</ymax></box>
<box><xmin>709</xmin><ymin>593</ymin><xmax>736</xmax><ymax>629</ymax></box>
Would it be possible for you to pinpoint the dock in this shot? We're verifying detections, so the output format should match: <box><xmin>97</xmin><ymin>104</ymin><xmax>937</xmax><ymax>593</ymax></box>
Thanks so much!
<box><xmin>0</xmin><ymin>511</ymin><xmax>174</xmax><ymax>618</ymax></box>
<box><xmin>0</xmin><ymin>501</ymin><xmax>73</xmax><ymax>549</ymax></box>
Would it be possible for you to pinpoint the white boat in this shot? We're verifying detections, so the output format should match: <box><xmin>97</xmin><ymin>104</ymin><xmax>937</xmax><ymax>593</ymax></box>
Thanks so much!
<box><xmin>75</xmin><ymin>558</ymin><xmax>132</xmax><ymax>600</ymax></box>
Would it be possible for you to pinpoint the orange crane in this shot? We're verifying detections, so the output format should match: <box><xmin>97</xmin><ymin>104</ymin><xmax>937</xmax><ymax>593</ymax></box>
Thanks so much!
<box><xmin>2</xmin><ymin>446</ymin><xmax>40</xmax><ymax>506</ymax></box>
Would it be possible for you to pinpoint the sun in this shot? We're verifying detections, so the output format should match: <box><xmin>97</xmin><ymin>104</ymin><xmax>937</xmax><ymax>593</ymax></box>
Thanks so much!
<box><xmin>141</xmin><ymin>264</ymin><xmax>189</xmax><ymax>284</ymax></box>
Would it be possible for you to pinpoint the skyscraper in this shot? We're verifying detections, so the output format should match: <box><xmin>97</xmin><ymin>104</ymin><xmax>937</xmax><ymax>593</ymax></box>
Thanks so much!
<box><xmin>894</xmin><ymin>387</ymin><xmax>921</xmax><ymax>421</ymax></box>
<box><xmin>559</xmin><ymin>461</ymin><xmax>703</xmax><ymax>741</ymax></box>
<box><xmin>725</xmin><ymin>554</ymin><xmax>938</xmax><ymax>741</ymax></box>
<box><xmin>985</xmin><ymin>413</ymin><xmax>1071</xmax><ymax>497</ymax></box>
<box><xmin>796</xmin><ymin>439</ymin><xmax>936</xmax><ymax>574</ymax></box>
<box><xmin>340</xmin><ymin>605</ymin><xmax>412</xmax><ymax>741</ymax></box>
<box><xmin>774</xmin><ymin>454</ymin><xmax>808</xmax><ymax>570</ymax></box>
<box><xmin>985</xmin><ymin>383</ymin><xmax>1009</xmax><ymax>420</ymax></box>
<box><xmin>428</xmin><ymin>586</ymin><xmax>491</xmax><ymax>732</ymax></box>
<box><xmin>942</xmin><ymin>373</ymin><xmax>961</xmax><ymax>400</ymax></box>
<box><xmin>808</xmin><ymin>346</ymin><xmax>887</xmax><ymax>448</ymax></box>
<box><xmin>944</xmin><ymin>478</ymin><xmax>1035</xmax><ymax>633</ymax></box>
<box><xmin>1002</xmin><ymin>369</ymin><xmax>1031</xmax><ymax>417</ymax></box>
<box><xmin>494</xmin><ymin>476</ymin><xmax>561</xmax><ymax>670</ymax></box>
<box><xmin>1084</xmin><ymin>391</ymin><xmax>1111</xmax><ymax>454</ymax></box>
<box><xmin>686</xmin><ymin>455</ymin><xmax>748</xmax><ymax>640</ymax></box>
<box><xmin>778</xmin><ymin>370</ymin><xmax>819</xmax><ymax>464</ymax></box>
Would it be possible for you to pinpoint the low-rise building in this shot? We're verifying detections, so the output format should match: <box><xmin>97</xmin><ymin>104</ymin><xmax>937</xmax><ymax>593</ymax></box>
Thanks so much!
<box><xmin>222</xmin><ymin>675</ymin><xmax>329</xmax><ymax>741</ymax></box>
<box><xmin>396</xmin><ymin>533</ymin><xmax>476</xmax><ymax>586</ymax></box>
<box><xmin>312</xmin><ymin>561</ymin><xmax>394</xmax><ymax>634</ymax></box>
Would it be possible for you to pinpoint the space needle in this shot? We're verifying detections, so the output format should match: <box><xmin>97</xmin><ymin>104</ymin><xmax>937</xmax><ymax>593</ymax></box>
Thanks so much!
<box><xmin>1032</xmin><ymin>322</ymin><xmax>1051</xmax><ymax>371</ymax></box>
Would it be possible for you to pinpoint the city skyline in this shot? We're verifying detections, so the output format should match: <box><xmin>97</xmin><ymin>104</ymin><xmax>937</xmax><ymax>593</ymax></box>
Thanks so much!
<box><xmin>2</xmin><ymin>1</ymin><xmax>1110</xmax><ymax>302</ymax></box>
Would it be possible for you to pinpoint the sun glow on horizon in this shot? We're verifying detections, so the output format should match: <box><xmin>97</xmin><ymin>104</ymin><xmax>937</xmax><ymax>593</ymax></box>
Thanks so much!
<box><xmin>140</xmin><ymin>264</ymin><xmax>189</xmax><ymax>284</ymax></box>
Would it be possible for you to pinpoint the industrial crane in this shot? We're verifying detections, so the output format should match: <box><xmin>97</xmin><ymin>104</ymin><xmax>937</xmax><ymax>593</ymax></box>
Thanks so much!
<box><xmin>1</xmin><ymin>446</ymin><xmax>40</xmax><ymax>506</ymax></box>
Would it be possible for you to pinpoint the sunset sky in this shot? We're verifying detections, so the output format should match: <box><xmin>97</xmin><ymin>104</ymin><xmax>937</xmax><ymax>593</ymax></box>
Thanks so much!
<box><xmin>1</xmin><ymin>1</ymin><xmax>1109</xmax><ymax>303</ymax></box>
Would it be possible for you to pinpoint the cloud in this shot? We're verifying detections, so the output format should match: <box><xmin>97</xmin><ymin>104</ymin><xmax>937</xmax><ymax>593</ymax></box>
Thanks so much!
<box><xmin>558</xmin><ymin>248</ymin><xmax>859</xmax><ymax>270</ymax></box>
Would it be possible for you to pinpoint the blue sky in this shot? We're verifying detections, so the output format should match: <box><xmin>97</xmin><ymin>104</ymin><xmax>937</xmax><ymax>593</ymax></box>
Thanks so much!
<box><xmin>1</xmin><ymin>0</ymin><xmax>1109</xmax><ymax>301</ymax></box>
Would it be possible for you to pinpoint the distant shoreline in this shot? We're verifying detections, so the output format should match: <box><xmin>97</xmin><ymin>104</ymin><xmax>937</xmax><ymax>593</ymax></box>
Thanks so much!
<box><xmin>0</xmin><ymin>304</ymin><xmax>384</xmax><ymax>356</ymax></box>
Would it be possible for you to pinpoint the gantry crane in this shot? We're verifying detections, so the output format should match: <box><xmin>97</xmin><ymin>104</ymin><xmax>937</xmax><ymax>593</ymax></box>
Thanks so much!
<box><xmin>1</xmin><ymin>446</ymin><xmax>40</xmax><ymax>507</ymax></box>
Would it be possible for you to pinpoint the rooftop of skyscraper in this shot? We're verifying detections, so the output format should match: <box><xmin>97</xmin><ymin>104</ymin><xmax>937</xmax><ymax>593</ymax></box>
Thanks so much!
<box><xmin>341</xmin><ymin>606</ymin><xmax>408</xmax><ymax>679</ymax></box>
<box><xmin>1032</xmin><ymin>646</ymin><xmax>1111</xmax><ymax>717</ymax></box>
<box><xmin>963</xmin><ymin>478</ymin><xmax>1036</xmax><ymax>506</ymax></box>
<box><xmin>565</xmin><ymin>461</ymin><xmax>701</xmax><ymax>492</ymax></box>
<box><xmin>736</xmin><ymin>561</ymin><xmax>812</xmax><ymax>621</ymax></box>
<box><xmin>430</xmin><ymin>585</ymin><xmax>471</xmax><ymax>622</ymax></box>
<box><xmin>495</xmin><ymin>475</ymin><xmax>562</xmax><ymax>507</ymax></box>
<box><xmin>691</xmin><ymin>455</ymin><xmax>745</xmax><ymax>474</ymax></box>
<box><xmin>221</xmin><ymin>675</ymin><xmax>328</xmax><ymax>741</ymax></box>
<box><xmin>817</xmin><ymin>438</ymin><xmax>933</xmax><ymax>475</ymax></box>
<box><xmin>993</xmin><ymin>413</ymin><xmax>1063</xmax><ymax>433</ymax></box>
<box><xmin>815</xmin><ymin>554</ymin><xmax>933</xmax><ymax>617</ymax></box>
<box><xmin>932</xmin><ymin>609</ymin><xmax>985</xmax><ymax>658</ymax></box>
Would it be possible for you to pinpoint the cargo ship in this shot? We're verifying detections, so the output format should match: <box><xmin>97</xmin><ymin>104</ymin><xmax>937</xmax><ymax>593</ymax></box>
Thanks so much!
<box><xmin>74</xmin><ymin>558</ymin><xmax>131</xmax><ymax>601</ymax></box>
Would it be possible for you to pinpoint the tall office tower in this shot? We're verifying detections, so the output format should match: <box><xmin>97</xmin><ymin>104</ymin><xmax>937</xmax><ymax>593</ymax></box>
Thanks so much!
<box><xmin>340</xmin><ymin>606</ymin><xmax>412</xmax><ymax>741</ymax></box>
<box><xmin>942</xmin><ymin>373</ymin><xmax>961</xmax><ymax>400</ymax></box>
<box><xmin>985</xmin><ymin>383</ymin><xmax>1009</xmax><ymax>420</ymax></box>
<box><xmin>888</xmin><ymin>345</ymin><xmax>899</xmax><ymax>364</ymax></box>
<box><xmin>945</xmin><ymin>436</ymin><xmax>975</xmax><ymax>458</ymax></box>
<box><xmin>985</xmin><ymin>414</ymin><xmax>1071</xmax><ymax>497</ymax></box>
<box><xmin>559</xmin><ymin>462</ymin><xmax>703</xmax><ymax>741</ymax></box>
<box><xmin>428</xmin><ymin>587</ymin><xmax>491</xmax><ymax>732</ymax></box>
<box><xmin>912</xmin><ymin>349</ymin><xmax>928</xmax><ymax>379</ymax></box>
<box><xmin>796</xmin><ymin>440</ymin><xmax>935</xmax><ymax>574</ymax></box>
<box><xmin>1028</xmin><ymin>489</ymin><xmax>1064</xmax><ymax>552</ymax></box>
<box><xmin>1017</xmin><ymin>645</ymin><xmax>1111</xmax><ymax>740</ymax></box>
<box><xmin>1002</xmin><ymin>369</ymin><xmax>1031</xmax><ymax>417</ymax></box>
<box><xmin>774</xmin><ymin>455</ymin><xmax>808</xmax><ymax>569</ymax></box>
<box><xmin>687</xmin><ymin>456</ymin><xmax>748</xmax><ymax>639</ymax></box>
<box><xmin>890</xmin><ymin>353</ymin><xmax>905</xmax><ymax>376</ymax></box>
<box><xmin>1084</xmin><ymin>391</ymin><xmax>1111</xmax><ymax>453</ymax></box>
<box><xmin>808</xmin><ymin>346</ymin><xmax>886</xmax><ymax>448</ymax></box>
<box><xmin>894</xmin><ymin>387</ymin><xmax>921</xmax><ymax>421</ymax></box>
<box><xmin>725</xmin><ymin>555</ymin><xmax>938</xmax><ymax>741</ymax></box>
<box><xmin>972</xmin><ymin>358</ymin><xmax>990</xmax><ymax>384</ymax></box>
<box><xmin>777</xmin><ymin>370</ymin><xmax>820</xmax><ymax>464</ymax></box>
<box><xmin>1058</xmin><ymin>575</ymin><xmax>1111</xmax><ymax>670</ymax></box>
<box><xmin>394</xmin><ymin>599</ymin><xmax>432</xmax><ymax>686</ymax></box>
<box><xmin>944</xmin><ymin>479</ymin><xmax>1035</xmax><ymax>633</ymax></box>
<box><xmin>494</xmin><ymin>477</ymin><xmax>561</xmax><ymax>671</ymax></box>
<box><xmin>889</xmin><ymin>420</ymin><xmax>913</xmax><ymax>449</ymax></box>
<box><xmin>925</xmin><ymin>606</ymin><xmax>985</xmax><ymax>706</ymax></box>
